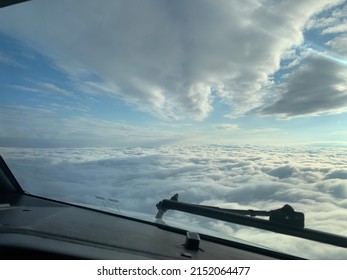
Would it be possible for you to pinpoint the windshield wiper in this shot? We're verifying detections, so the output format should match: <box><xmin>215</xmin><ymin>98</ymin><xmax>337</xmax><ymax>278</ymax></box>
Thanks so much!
<box><xmin>155</xmin><ymin>194</ymin><xmax>347</xmax><ymax>249</ymax></box>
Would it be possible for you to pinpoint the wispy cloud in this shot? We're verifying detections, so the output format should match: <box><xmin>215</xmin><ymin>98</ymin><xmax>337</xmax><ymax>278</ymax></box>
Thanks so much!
<box><xmin>10</xmin><ymin>81</ymin><xmax>77</xmax><ymax>98</ymax></box>
<box><xmin>0</xmin><ymin>50</ymin><xmax>24</xmax><ymax>68</ymax></box>
<box><xmin>305</xmin><ymin>2</ymin><xmax>347</xmax><ymax>34</ymax></box>
<box><xmin>10</xmin><ymin>85</ymin><xmax>41</xmax><ymax>93</ymax></box>
<box><xmin>322</xmin><ymin>22</ymin><xmax>347</xmax><ymax>34</ymax></box>
<box><xmin>213</xmin><ymin>124</ymin><xmax>239</xmax><ymax>130</ymax></box>
<box><xmin>38</xmin><ymin>82</ymin><xmax>75</xmax><ymax>97</ymax></box>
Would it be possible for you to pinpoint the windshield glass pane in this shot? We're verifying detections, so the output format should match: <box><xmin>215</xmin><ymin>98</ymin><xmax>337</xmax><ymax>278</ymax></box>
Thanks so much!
<box><xmin>1</xmin><ymin>0</ymin><xmax>347</xmax><ymax>259</ymax></box>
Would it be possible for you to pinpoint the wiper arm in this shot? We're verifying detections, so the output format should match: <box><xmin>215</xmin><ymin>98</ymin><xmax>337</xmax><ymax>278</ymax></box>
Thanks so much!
<box><xmin>155</xmin><ymin>194</ymin><xmax>347</xmax><ymax>249</ymax></box>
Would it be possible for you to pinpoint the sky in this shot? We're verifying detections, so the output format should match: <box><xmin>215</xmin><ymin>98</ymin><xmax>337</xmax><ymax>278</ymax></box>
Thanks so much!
<box><xmin>1</xmin><ymin>0</ymin><xmax>347</xmax><ymax>259</ymax></box>
<box><xmin>0</xmin><ymin>0</ymin><xmax>347</xmax><ymax>147</ymax></box>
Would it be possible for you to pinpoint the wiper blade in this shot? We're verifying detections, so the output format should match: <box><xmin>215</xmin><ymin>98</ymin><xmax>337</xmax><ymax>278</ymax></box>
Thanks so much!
<box><xmin>155</xmin><ymin>194</ymin><xmax>347</xmax><ymax>249</ymax></box>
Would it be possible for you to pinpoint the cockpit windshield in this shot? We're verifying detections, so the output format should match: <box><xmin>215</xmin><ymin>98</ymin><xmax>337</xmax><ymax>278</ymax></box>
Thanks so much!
<box><xmin>1</xmin><ymin>0</ymin><xmax>347</xmax><ymax>259</ymax></box>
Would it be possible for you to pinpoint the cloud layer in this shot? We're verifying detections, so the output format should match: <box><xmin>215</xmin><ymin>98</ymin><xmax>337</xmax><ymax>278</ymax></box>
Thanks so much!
<box><xmin>1</xmin><ymin>0</ymin><xmax>346</xmax><ymax>120</ymax></box>
<box><xmin>1</xmin><ymin>145</ymin><xmax>347</xmax><ymax>259</ymax></box>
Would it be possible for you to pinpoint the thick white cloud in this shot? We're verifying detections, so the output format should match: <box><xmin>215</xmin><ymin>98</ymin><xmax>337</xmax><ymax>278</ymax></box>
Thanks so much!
<box><xmin>1</xmin><ymin>145</ymin><xmax>347</xmax><ymax>258</ymax></box>
<box><xmin>0</xmin><ymin>0</ymin><xmax>343</xmax><ymax>120</ymax></box>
